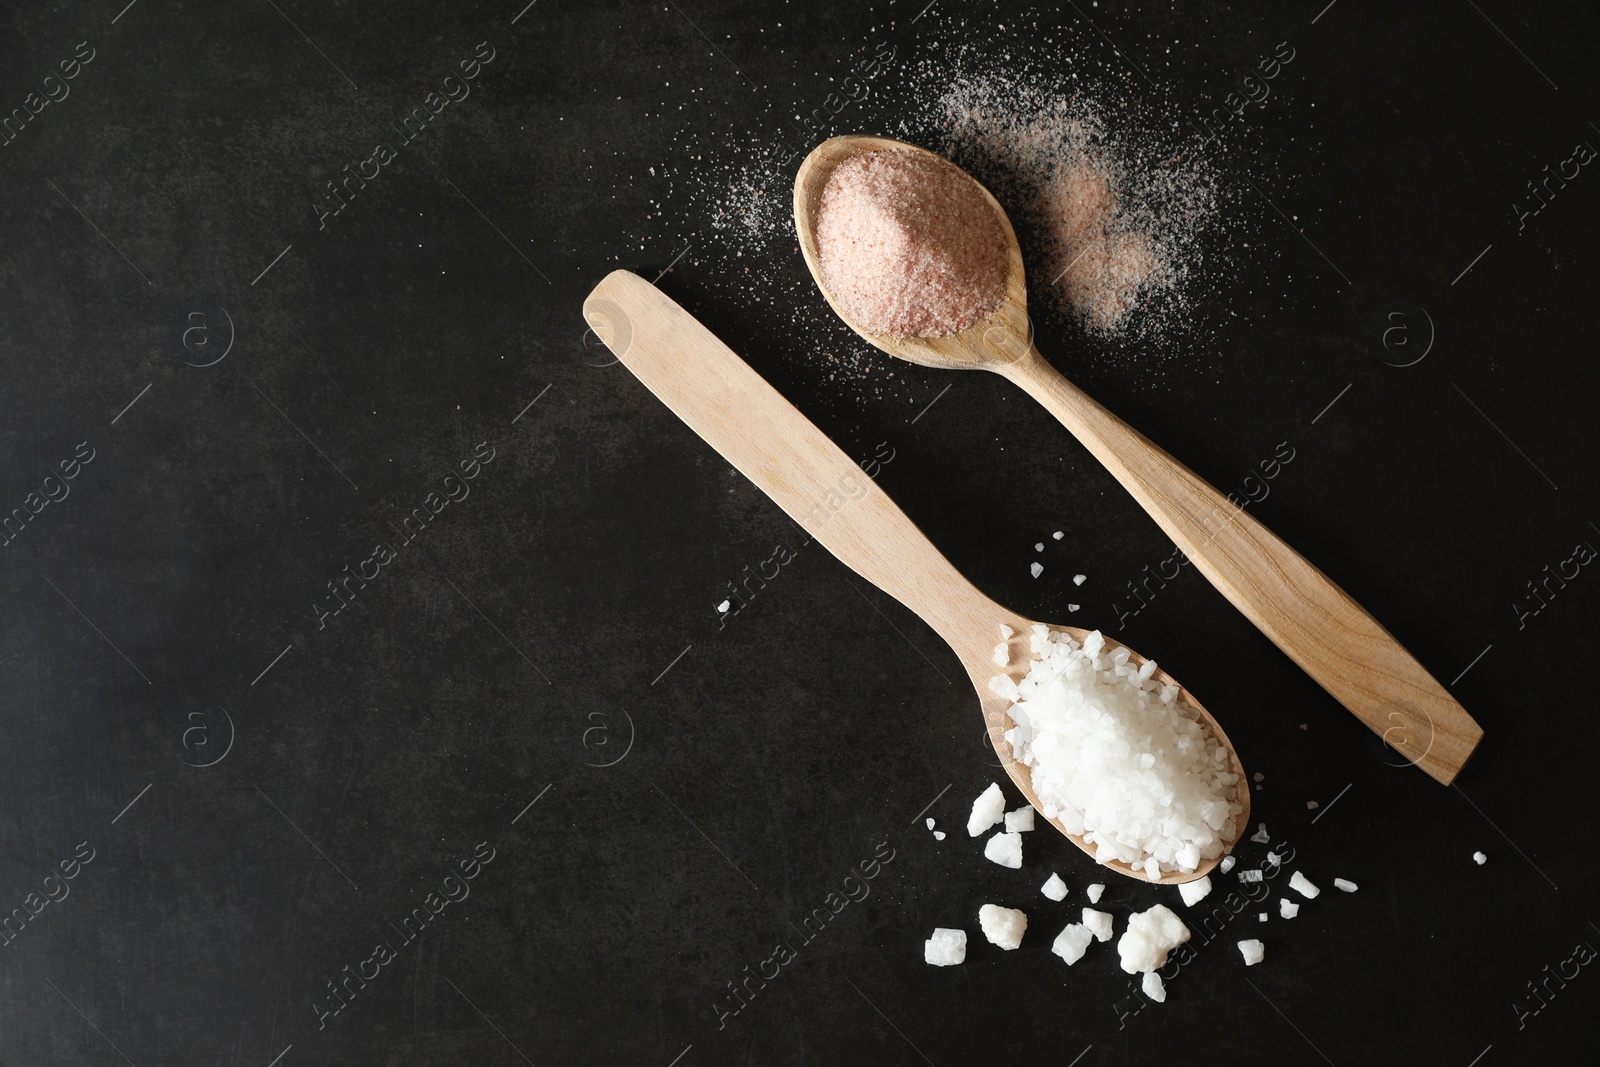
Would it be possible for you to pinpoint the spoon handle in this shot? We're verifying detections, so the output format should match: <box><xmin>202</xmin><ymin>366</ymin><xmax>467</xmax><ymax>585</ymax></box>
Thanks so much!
<box><xmin>583</xmin><ymin>271</ymin><xmax>1001</xmax><ymax>673</ymax></box>
<box><xmin>1003</xmin><ymin>350</ymin><xmax>1482</xmax><ymax>784</ymax></box>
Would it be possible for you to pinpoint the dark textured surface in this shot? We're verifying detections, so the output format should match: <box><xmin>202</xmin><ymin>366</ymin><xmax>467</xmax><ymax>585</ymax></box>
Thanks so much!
<box><xmin>0</xmin><ymin>2</ymin><xmax>1595</xmax><ymax>1064</ymax></box>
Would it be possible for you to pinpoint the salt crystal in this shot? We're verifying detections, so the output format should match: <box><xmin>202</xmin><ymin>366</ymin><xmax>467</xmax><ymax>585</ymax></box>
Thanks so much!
<box><xmin>934</xmin><ymin>830</ymin><xmax>946</xmax><ymax>840</ymax></box>
<box><xmin>1306</xmin><ymin>801</ymin><xmax>1319</xmax><ymax>810</ymax></box>
<box><xmin>1067</xmin><ymin>603</ymin><xmax>1080</xmax><ymax>612</ymax></box>
<box><xmin>992</xmin><ymin>642</ymin><xmax>1009</xmax><ymax>666</ymax></box>
<box><xmin>992</xmin><ymin>628</ymin><xmax>1241</xmax><ymax>877</ymax></box>
<box><xmin>978</xmin><ymin>904</ymin><xmax>1027</xmax><ymax>950</ymax></box>
<box><xmin>1239</xmin><ymin>869</ymin><xmax>1263</xmax><ymax>883</ymax></box>
<box><xmin>1252</xmin><ymin>772</ymin><xmax>1264</xmax><ymax>782</ymax></box>
<box><xmin>1072</xmin><ymin>574</ymin><xmax>1086</xmax><ymax>585</ymax></box>
<box><xmin>1041</xmin><ymin>873</ymin><xmax>1068</xmax><ymax>901</ymax></box>
<box><xmin>999</xmin><ymin>623</ymin><xmax>1014</xmax><ymax>639</ymax></box>
<box><xmin>1035</xmin><ymin>542</ymin><xmax>1044</xmax><ymax>551</ymax></box>
<box><xmin>1141</xmin><ymin>970</ymin><xmax>1167</xmax><ymax>1003</ymax></box>
<box><xmin>967</xmin><ymin>782</ymin><xmax>1006</xmax><ymax>837</ymax></box>
<box><xmin>1258</xmin><ymin>912</ymin><xmax>1268</xmax><ymax>922</ymax></box>
<box><xmin>1266</xmin><ymin>851</ymin><xmax>1280</xmax><ymax>866</ymax></box>
<box><xmin>1279</xmin><ymin>898</ymin><xmax>1299</xmax><ymax>919</ymax></box>
<box><xmin>716</xmin><ymin>599</ymin><xmax>731</xmax><ymax>613</ymax></box>
<box><xmin>1219</xmin><ymin>856</ymin><xmax>1236</xmax><ymax>874</ymax></box>
<box><xmin>984</xmin><ymin>831</ymin><xmax>1023</xmax><ymax>869</ymax></box>
<box><xmin>1176</xmin><ymin>875</ymin><xmax>1212</xmax><ymax>907</ymax></box>
<box><xmin>1117</xmin><ymin>905</ymin><xmax>1190</xmax><ymax>973</ymax></box>
<box><xmin>1333</xmin><ymin>878</ymin><xmax>1358</xmax><ymax>893</ymax></box>
<box><xmin>925</xmin><ymin>818</ymin><xmax>935</xmax><ymax>830</ymax></box>
<box><xmin>815</xmin><ymin>150</ymin><xmax>1008</xmax><ymax>338</ymax></box>
<box><xmin>1052</xmin><ymin>531</ymin><xmax>1064</xmax><ymax>540</ymax></box>
<box><xmin>924</xmin><ymin>927</ymin><xmax>967</xmax><ymax>966</ymax></box>
<box><xmin>1051</xmin><ymin>923</ymin><xmax>1093</xmax><ymax>965</ymax></box>
<box><xmin>1086</xmin><ymin>883</ymin><xmax>1105</xmax><ymax>904</ymax></box>
<box><xmin>1473</xmin><ymin>851</ymin><xmax>1487</xmax><ymax>865</ymax></box>
<box><xmin>1237</xmin><ymin>939</ymin><xmax>1265</xmax><ymax>966</ymax></box>
<box><xmin>1005</xmin><ymin>806</ymin><xmax>1035</xmax><ymax>833</ymax></box>
<box><xmin>1289</xmin><ymin>871</ymin><xmax>1320</xmax><ymax>899</ymax></box>
<box><xmin>1082</xmin><ymin>908</ymin><xmax>1114</xmax><ymax>943</ymax></box>
<box><xmin>1030</xmin><ymin>562</ymin><xmax>1044</xmax><ymax>578</ymax></box>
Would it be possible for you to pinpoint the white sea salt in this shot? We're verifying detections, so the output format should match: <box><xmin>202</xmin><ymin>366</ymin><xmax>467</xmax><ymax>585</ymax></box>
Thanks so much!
<box><xmin>1333</xmin><ymin>878</ymin><xmax>1358</xmax><ymax>893</ymax></box>
<box><xmin>1052</xmin><ymin>922</ymin><xmax>1094</xmax><ymax>965</ymax></box>
<box><xmin>979</xmin><ymin>904</ymin><xmax>1027</xmax><ymax>950</ymax></box>
<box><xmin>1067</xmin><ymin>603</ymin><xmax>1080</xmax><ymax>612</ymax></box>
<box><xmin>1118</xmin><ymin>905</ymin><xmax>1190</xmax><ymax>973</ymax></box>
<box><xmin>924</xmin><ymin>927</ymin><xmax>967</xmax><ymax>966</ymax></box>
<box><xmin>1141</xmin><ymin>970</ymin><xmax>1167</xmax><ymax>1003</ymax></box>
<box><xmin>1219</xmin><ymin>856</ymin><xmax>1236</xmax><ymax>874</ymax></box>
<box><xmin>1053</xmin><ymin>531</ymin><xmax>1064</xmax><ymax>540</ymax></box>
<box><xmin>1238</xmin><ymin>939</ymin><xmax>1265</xmax><ymax>966</ymax></box>
<box><xmin>1177</xmin><ymin>875</ymin><xmax>1212</xmax><ymax>907</ymax></box>
<box><xmin>1239</xmin><ymin>869</ymin><xmax>1262</xmax><ymax>883</ymax></box>
<box><xmin>1082</xmin><ymin>908</ymin><xmax>1114</xmax><ymax>943</ymax></box>
<box><xmin>993</xmin><ymin>642</ymin><xmax>1009</xmax><ymax>666</ymax></box>
<box><xmin>985</xmin><ymin>831</ymin><xmax>1023</xmax><ymax>869</ymax></box>
<box><xmin>1072</xmin><ymin>573</ymin><xmax>1086</xmax><ymax>585</ymax></box>
<box><xmin>1289</xmin><ymin>871</ymin><xmax>1320</xmax><ymax>899</ymax></box>
<box><xmin>1035</xmin><ymin>542</ymin><xmax>1044</xmax><ymax>551</ymax></box>
<box><xmin>968</xmin><ymin>782</ymin><xmax>1006</xmax><ymax>837</ymax></box>
<box><xmin>1279</xmin><ymin>898</ymin><xmax>1298</xmax><ymax>919</ymax></box>
<box><xmin>1473</xmin><ymin>851</ymin><xmax>1487</xmax><ymax>865</ymax></box>
<box><xmin>1041</xmin><ymin>873</ymin><xmax>1068</xmax><ymax>901</ymax></box>
<box><xmin>1086</xmin><ymin>883</ymin><xmax>1105</xmax><ymax>904</ymax></box>
<box><xmin>933</xmin><ymin>830</ymin><xmax>946</xmax><ymax>840</ymax></box>
<box><xmin>1005</xmin><ymin>806</ymin><xmax>1035</xmax><ymax>832</ymax></box>
<box><xmin>925</xmin><ymin>818</ymin><xmax>936</xmax><ymax>830</ymax></box>
<box><xmin>993</xmin><ymin>627</ymin><xmax>1242</xmax><ymax>876</ymax></box>
<box><xmin>1030</xmin><ymin>562</ymin><xmax>1044</xmax><ymax>578</ymax></box>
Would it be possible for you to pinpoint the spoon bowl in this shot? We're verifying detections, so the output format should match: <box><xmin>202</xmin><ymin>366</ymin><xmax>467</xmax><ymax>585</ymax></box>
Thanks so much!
<box><xmin>584</xmin><ymin>269</ymin><xmax>1248</xmax><ymax>883</ymax></box>
<box><xmin>794</xmin><ymin>135</ymin><xmax>1034</xmax><ymax>370</ymax></box>
<box><xmin>794</xmin><ymin>135</ymin><xmax>1485</xmax><ymax>787</ymax></box>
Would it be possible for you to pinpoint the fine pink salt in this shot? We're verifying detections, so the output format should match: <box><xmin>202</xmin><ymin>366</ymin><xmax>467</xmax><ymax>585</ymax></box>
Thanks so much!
<box><xmin>815</xmin><ymin>149</ymin><xmax>1008</xmax><ymax>338</ymax></box>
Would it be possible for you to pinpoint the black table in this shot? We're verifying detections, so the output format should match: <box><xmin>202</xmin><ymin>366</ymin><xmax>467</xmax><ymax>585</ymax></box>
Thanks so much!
<box><xmin>1</xmin><ymin>2</ymin><xmax>1593</xmax><ymax>1064</ymax></box>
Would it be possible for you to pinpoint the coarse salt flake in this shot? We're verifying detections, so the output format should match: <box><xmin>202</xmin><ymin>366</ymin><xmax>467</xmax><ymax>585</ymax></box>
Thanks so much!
<box><xmin>924</xmin><ymin>927</ymin><xmax>967</xmax><ymax>966</ymax></box>
<box><xmin>967</xmin><ymin>782</ymin><xmax>1006</xmax><ymax>837</ymax></box>
<box><xmin>978</xmin><ymin>904</ymin><xmax>1027</xmax><ymax>950</ymax></box>
<box><xmin>1288</xmin><ymin>871</ymin><xmax>1320</xmax><ymax>899</ymax></box>
<box><xmin>1238</xmin><ymin>939</ymin><xmax>1265</xmax><ymax>966</ymax></box>
<box><xmin>984</xmin><ymin>831</ymin><xmax>1023</xmax><ymax>869</ymax></box>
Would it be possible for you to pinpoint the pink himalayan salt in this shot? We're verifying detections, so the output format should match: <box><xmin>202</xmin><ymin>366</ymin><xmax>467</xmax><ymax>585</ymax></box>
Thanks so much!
<box><xmin>815</xmin><ymin>149</ymin><xmax>1008</xmax><ymax>338</ymax></box>
<box><xmin>1047</xmin><ymin>162</ymin><xmax>1160</xmax><ymax>331</ymax></box>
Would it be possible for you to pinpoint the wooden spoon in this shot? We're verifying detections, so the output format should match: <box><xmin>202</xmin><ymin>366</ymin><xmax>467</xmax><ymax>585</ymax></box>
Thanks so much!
<box><xmin>584</xmin><ymin>269</ymin><xmax>1248</xmax><ymax>883</ymax></box>
<box><xmin>794</xmin><ymin>134</ymin><xmax>1483</xmax><ymax>786</ymax></box>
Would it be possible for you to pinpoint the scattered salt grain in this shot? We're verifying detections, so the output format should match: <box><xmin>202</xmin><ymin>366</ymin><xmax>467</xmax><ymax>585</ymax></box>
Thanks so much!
<box><xmin>716</xmin><ymin>599</ymin><xmax>731</xmax><ymax>613</ymax></box>
<box><xmin>978</xmin><ymin>904</ymin><xmax>1028</xmax><ymax>950</ymax></box>
<box><xmin>1176</xmin><ymin>875</ymin><xmax>1212</xmax><ymax>907</ymax></box>
<box><xmin>1086</xmin><ymin>883</ymin><xmax>1105</xmax><ymax>904</ymax></box>
<box><xmin>1219</xmin><ymin>856</ymin><xmax>1236</xmax><ymax>874</ymax></box>
<box><xmin>1082</xmin><ymin>908</ymin><xmax>1114</xmax><ymax>943</ymax></box>
<box><xmin>1250</xmin><ymin>823</ymin><xmax>1270</xmax><ymax>844</ymax></box>
<box><xmin>1041</xmin><ymin>873</ymin><xmax>1068</xmax><ymax>901</ymax></box>
<box><xmin>925</xmin><ymin>818</ymin><xmax>936</xmax><ymax>830</ymax></box>
<box><xmin>1052</xmin><ymin>531</ymin><xmax>1064</xmax><ymax>540</ymax></box>
<box><xmin>934</xmin><ymin>830</ymin><xmax>946</xmax><ymax>840</ymax></box>
<box><xmin>1035</xmin><ymin>542</ymin><xmax>1045</xmax><ymax>551</ymax></box>
<box><xmin>1067</xmin><ymin>603</ymin><xmax>1080</xmax><ymax>612</ymax></box>
<box><xmin>1266</xmin><ymin>851</ymin><xmax>1280</xmax><ymax>866</ymax></box>
<box><xmin>1117</xmin><ymin>905</ymin><xmax>1190</xmax><ymax>974</ymax></box>
<box><xmin>815</xmin><ymin>149</ymin><xmax>1008</xmax><ymax>338</ymax></box>
<box><xmin>994</xmin><ymin>628</ymin><xmax>1242</xmax><ymax>877</ymax></box>
<box><xmin>1289</xmin><ymin>871</ymin><xmax>1320</xmax><ymax>899</ymax></box>
<box><xmin>1258</xmin><ymin>912</ymin><xmax>1268</xmax><ymax>922</ymax></box>
<box><xmin>1333</xmin><ymin>878</ymin><xmax>1358</xmax><ymax>893</ymax></box>
<box><xmin>1252</xmin><ymin>772</ymin><xmax>1264</xmax><ymax>782</ymax></box>
<box><xmin>1030</xmin><ymin>562</ymin><xmax>1044</xmax><ymax>578</ymax></box>
<box><xmin>1072</xmin><ymin>573</ymin><xmax>1086</xmax><ymax>586</ymax></box>
<box><xmin>924</xmin><ymin>928</ymin><xmax>967</xmax><ymax>966</ymax></box>
<box><xmin>1279</xmin><ymin>898</ymin><xmax>1299</xmax><ymax>919</ymax></box>
<box><xmin>1239</xmin><ymin>869</ymin><xmax>1263</xmax><ymax>884</ymax></box>
<box><xmin>992</xmin><ymin>642</ymin><xmax>1009</xmax><ymax>667</ymax></box>
<box><xmin>1052</xmin><ymin>923</ymin><xmax>1094</xmax><ymax>965</ymax></box>
<box><xmin>1473</xmin><ymin>851</ymin><xmax>1488</xmax><ymax>865</ymax></box>
<box><xmin>1306</xmin><ymin>800</ymin><xmax>1319</xmax><ymax>810</ymax></box>
<box><xmin>1005</xmin><ymin>806</ymin><xmax>1035</xmax><ymax>833</ymax></box>
<box><xmin>1141</xmin><ymin>970</ymin><xmax>1167</xmax><ymax>1003</ymax></box>
<box><xmin>1238</xmin><ymin>939</ymin><xmax>1265</xmax><ymax>967</ymax></box>
<box><xmin>968</xmin><ymin>782</ymin><xmax>1006</xmax><ymax>837</ymax></box>
<box><xmin>985</xmin><ymin>831</ymin><xmax>1023</xmax><ymax>869</ymax></box>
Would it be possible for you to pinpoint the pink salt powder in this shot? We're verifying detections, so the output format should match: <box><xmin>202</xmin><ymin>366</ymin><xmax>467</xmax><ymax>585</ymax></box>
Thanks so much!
<box><xmin>814</xmin><ymin>149</ymin><xmax>1008</xmax><ymax>338</ymax></box>
<box><xmin>1048</xmin><ymin>161</ymin><xmax>1161</xmax><ymax>330</ymax></box>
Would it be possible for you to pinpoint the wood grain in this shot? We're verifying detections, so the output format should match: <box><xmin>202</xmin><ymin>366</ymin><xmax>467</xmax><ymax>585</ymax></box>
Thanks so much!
<box><xmin>584</xmin><ymin>269</ymin><xmax>1248</xmax><ymax>883</ymax></box>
